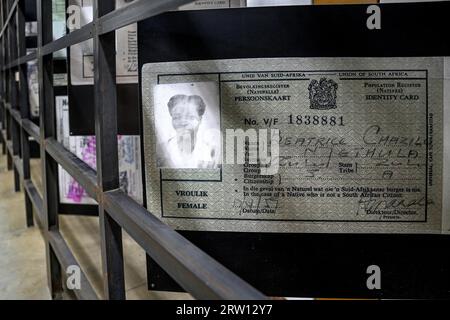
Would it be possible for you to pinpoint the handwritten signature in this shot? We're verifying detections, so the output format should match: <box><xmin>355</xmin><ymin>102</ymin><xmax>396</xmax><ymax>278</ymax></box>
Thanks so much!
<box><xmin>356</xmin><ymin>196</ymin><xmax>430</xmax><ymax>215</ymax></box>
<box><xmin>233</xmin><ymin>195</ymin><xmax>279</xmax><ymax>215</ymax></box>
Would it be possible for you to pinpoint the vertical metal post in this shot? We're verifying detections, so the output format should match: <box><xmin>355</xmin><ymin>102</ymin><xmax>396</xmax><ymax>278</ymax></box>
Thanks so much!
<box><xmin>2</xmin><ymin>3</ymin><xmax>6</xmax><ymax>154</ymax></box>
<box><xmin>10</xmin><ymin>8</ymin><xmax>20</xmax><ymax>192</ymax></box>
<box><xmin>5</xmin><ymin>0</ymin><xmax>12</xmax><ymax>170</ymax></box>
<box><xmin>0</xmin><ymin>0</ymin><xmax>4</xmax><ymax>153</ymax></box>
<box><xmin>94</xmin><ymin>0</ymin><xmax>126</xmax><ymax>300</ymax></box>
<box><xmin>18</xmin><ymin>0</ymin><xmax>33</xmax><ymax>226</ymax></box>
<box><xmin>37</xmin><ymin>0</ymin><xmax>63</xmax><ymax>299</ymax></box>
<box><xmin>0</xmin><ymin>0</ymin><xmax>3</xmax><ymax>151</ymax></box>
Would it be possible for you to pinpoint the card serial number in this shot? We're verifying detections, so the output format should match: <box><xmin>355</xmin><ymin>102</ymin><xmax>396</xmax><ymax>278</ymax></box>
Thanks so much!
<box><xmin>288</xmin><ymin>114</ymin><xmax>344</xmax><ymax>126</ymax></box>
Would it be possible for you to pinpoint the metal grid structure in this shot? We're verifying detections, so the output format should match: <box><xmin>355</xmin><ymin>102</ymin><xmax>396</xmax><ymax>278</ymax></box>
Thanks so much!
<box><xmin>0</xmin><ymin>0</ymin><xmax>266</xmax><ymax>300</ymax></box>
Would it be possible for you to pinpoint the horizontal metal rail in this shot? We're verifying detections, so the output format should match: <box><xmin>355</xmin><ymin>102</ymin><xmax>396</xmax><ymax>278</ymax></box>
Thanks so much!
<box><xmin>41</xmin><ymin>22</ymin><xmax>94</xmax><ymax>57</ymax></box>
<box><xmin>47</xmin><ymin>230</ymin><xmax>99</xmax><ymax>300</ymax></box>
<box><xmin>5</xmin><ymin>51</ymin><xmax>37</xmax><ymax>70</ymax></box>
<box><xmin>22</xmin><ymin>119</ymin><xmax>40</xmax><ymax>142</ymax></box>
<box><xmin>1</xmin><ymin>129</ymin><xmax>7</xmax><ymax>146</ymax></box>
<box><xmin>23</xmin><ymin>179</ymin><xmax>99</xmax><ymax>300</ymax></box>
<box><xmin>6</xmin><ymin>140</ymin><xmax>13</xmax><ymax>156</ymax></box>
<box><xmin>103</xmin><ymin>189</ymin><xmax>266</xmax><ymax>300</ymax></box>
<box><xmin>13</xmin><ymin>155</ymin><xmax>23</xmax><ymax>177</ymax></box>
<box><xmin>23</xmin><ymin>179</ymin><xmax>44</xmax><ymax>224</ymax></box>
<box><xmin>10</xmin><ymin>107</ymin><xmax>21</xmax><ymax>123</ymax></box>
<box><xmin>21</xmin><ymin>166</ymin><xmax>98</xmax><ymax>300</ymax></box>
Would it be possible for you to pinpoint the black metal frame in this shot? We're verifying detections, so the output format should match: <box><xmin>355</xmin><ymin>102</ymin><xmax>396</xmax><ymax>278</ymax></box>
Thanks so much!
<box><xmin>0</xmin><ymin>0</ymin><xmax>266</xmax><ymax>300</ymax></box>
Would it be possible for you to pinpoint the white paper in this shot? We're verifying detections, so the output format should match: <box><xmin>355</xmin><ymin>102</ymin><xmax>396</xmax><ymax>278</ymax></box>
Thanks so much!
<box><xmin>69</xmin><ymin>0</ymin><xmax>138</xmax><ymax>85</ymax></box>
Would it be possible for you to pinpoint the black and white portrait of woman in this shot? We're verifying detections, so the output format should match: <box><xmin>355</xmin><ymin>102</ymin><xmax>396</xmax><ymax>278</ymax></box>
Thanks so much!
<box><xmin>154</xmin><ymin>82</ymin><xmax>221</xmax><ymax>169</ymax></box>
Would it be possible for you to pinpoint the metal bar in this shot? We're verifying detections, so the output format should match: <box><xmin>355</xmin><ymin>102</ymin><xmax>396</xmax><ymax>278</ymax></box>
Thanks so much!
<box><xmin>11</xmin><ymin>114</ymin><xmax>21</xmax><ymax>191</ymax></box>
<box><xmin>46</xmin><ymin>244</ymin><xmax>63</xmax><ymax>300</ymax></box>
<box><xmin>47</xmin><ymin>230</ymin><xmax>99</xmax><ymax>300</ymax></box>
<box><xmin>0</xmin><ymin>0</ymin><xmax>18</xmax><ymax>39</ymax></box>
<box><xmin>23</xmin><ymin>154</ymin><xmax>34</xmax><ymax>227</ymax></box>
<box><xmin>24</xmin><ymin>172</ymin><xmax>34</xmax><ymax>226</ymax></box>
<box><xmin>6</xmin><ymin>139</ymin><xmax>12</xmax><ymax>155</ymax></box>
<box><xmin>4</xmin><ymin>5</ymin><xmax>9</xmax><ymax>107</ymax></box>
<box><xmin>103</xmin><ymin>190</ymin><xmax>267</xmax><ymax>300</ymax></box>
<box><xmin>13</xmin><ymin>152</ymin><xmax>21</xmax><ymax>192</ymax></box>
<box><xmin>0</xmin><ymin>1</ymin><xmax>4</xmax><ymax>142</ymax></box>
<box><xmin>41</xmin><ymin>22</ymin><xmax>93</xmax><ymax>57</ymax></box>
<box><xmin>9</xmin><ymin>106</ymin><xmax>20</xmax><ymax>122</ymax></box>
<box><xmin>4</xmin><ymin>111</ymin><xmax>12</xmax><ymax>161</ymax></box>
<box><xmin>94</xmin><ymin>0</ymin><xmax>125</xmax><ymax>300</ymax></box>
<box><xmin>0</xmin><ymin>1</ymin><xmax>5</xmax><ymax>157</ymax></box>
<box><xmin>23</xmin><ymin>179</ymin><xmax>44</xmax><ymax>225</ymax></box>
<box><xmin>37</xmin><ymin>0</ymin><xmax>63</xmax><ymax>300</ymax></box>
<box><xmin>13</xmin><ymin>166</ymin><xmax>20</xmax><ymax>191</ymax></box>
<box><xmin>18</xmin><ymin>0</ymin><xmax>32</xmax><ymax>227</ymax></box>
<box><xmin>0</xmin><ymin>119</ymin><xmax>4</xmax><ymax>153</ymax></box>
<box><xmin>7</xmin><ymin>148</ymin><xmax>12</xmax><ymax>170</ymax></box>
<box><xmin>1</xmin><ymin>129</ymin><xmax>6</xmax><ymax>155</ymax></box>
<box><xmin>5</xmin><ymin>108</ymin><xmax>11</xmax><ymax>141</ymax></box>
<box><xmin>4</xmin><ymin>1</ymin><xmax>12</xmax><ymax>172</ymax></box>
<box><xmin>1</xmin><ymin>128</ymin><xmax>7</xmax><ymax>144</ymax></box>
<box><xmin>12</xmin><ymin>154</ymin><xmax>22</xmax><ymax>177</ymax></box>
<box><xmin>22</xmin><ymin>119</ymin><xmax>40</xmax><ymax>142</ymax></box>
<box><xmin>7</xmin><ymin>3</ymin><xmax>16</xmax><ymax>108</ymax></box>
<box><xmin>7</xmin><ymin>144</ymin><xmax>12</xmax><ymax>170</ymax></box>
<box><xmin>8</xmin><ymin>1</ymin><xmax>20</xmax><ymax>192</ymax></box>
<box><xmin>5</xmin><ymin>51</ymin><xmax>37</xmax><ymax>69</ymax></box>
<box><xmin>8</xmin><ymin>9</ymin><xmax>16</xmax><ymax>107</ymax></box>
<box><xmin>94</xmin><ymin>2</ymin><xmax>119</xmax><ymax>193</ymax></box>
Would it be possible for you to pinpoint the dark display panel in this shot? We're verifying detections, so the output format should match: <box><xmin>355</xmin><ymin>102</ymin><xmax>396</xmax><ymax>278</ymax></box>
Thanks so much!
<box><xmin>138</xmin><ymin>3</ymin><xmax>450</xmax><ymax>298</ymax></box>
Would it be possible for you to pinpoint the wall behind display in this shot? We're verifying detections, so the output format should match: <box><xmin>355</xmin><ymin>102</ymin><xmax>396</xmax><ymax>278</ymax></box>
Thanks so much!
<box><xmin>24</xmin><ymin>0</ymin><xmax>37</xmax><ymax>21</ymax></box>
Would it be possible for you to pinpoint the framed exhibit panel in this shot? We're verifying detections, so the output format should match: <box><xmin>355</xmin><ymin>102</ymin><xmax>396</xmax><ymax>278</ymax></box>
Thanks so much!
<box><xmin>138</xmin><ymin>2</ymin><xmax>450</xmax><ymax>298</ymax></box>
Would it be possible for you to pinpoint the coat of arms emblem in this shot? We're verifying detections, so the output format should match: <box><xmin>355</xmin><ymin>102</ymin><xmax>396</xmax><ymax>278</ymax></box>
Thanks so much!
<box><xmin>308</xmin><ymin>78</ymin><xmax>338</xmax><ymax>110</ymax></box>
